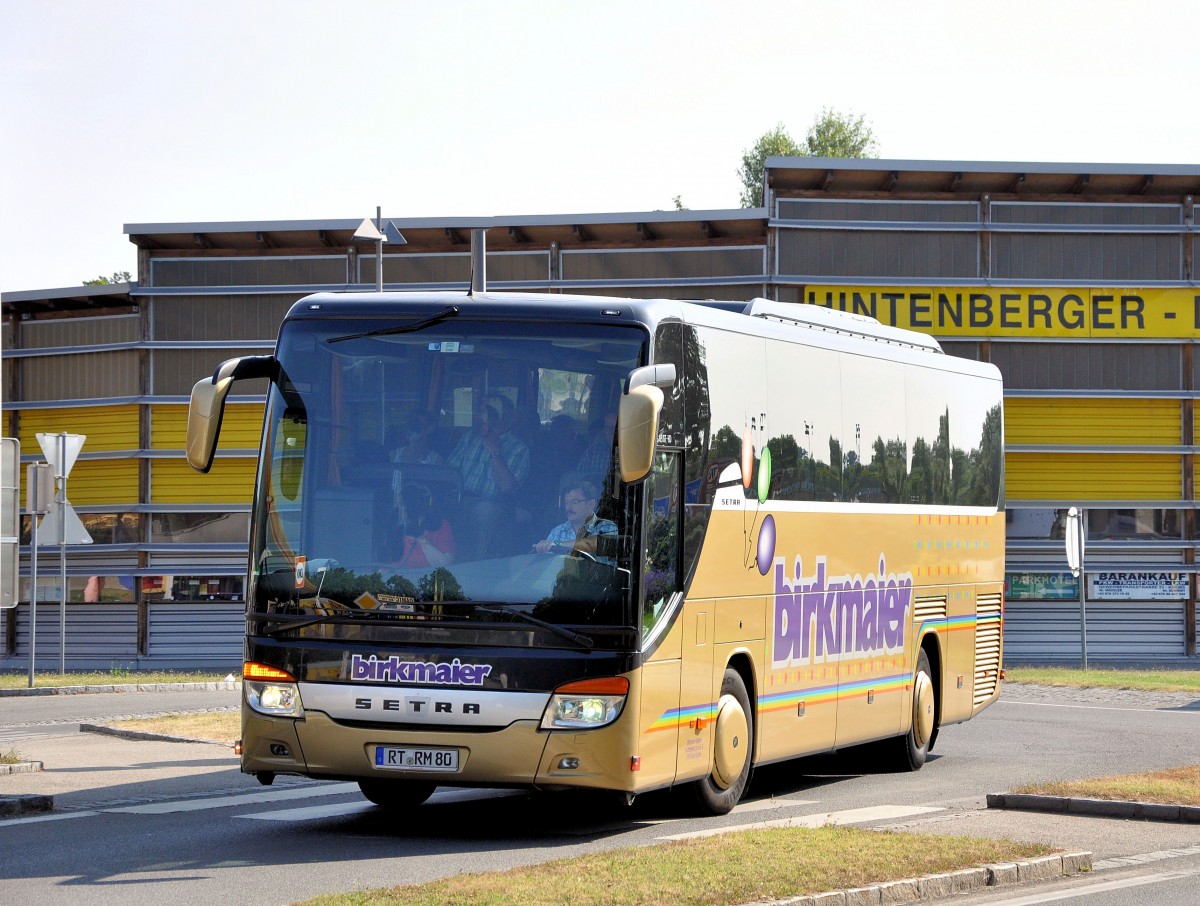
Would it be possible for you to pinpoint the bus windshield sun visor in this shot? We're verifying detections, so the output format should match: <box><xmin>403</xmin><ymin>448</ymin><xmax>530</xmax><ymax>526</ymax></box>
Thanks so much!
<box><xmin>327</xmin><ymin>306</ymin><xmax>460</xmax><ymax>343</ymax></box>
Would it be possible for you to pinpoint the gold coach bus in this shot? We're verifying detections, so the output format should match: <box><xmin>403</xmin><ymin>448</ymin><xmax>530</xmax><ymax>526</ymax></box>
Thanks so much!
<box><xmin>187</xmin><ymin>287</ymin><xmax>1004</xmax><ymax>814</ymax></box>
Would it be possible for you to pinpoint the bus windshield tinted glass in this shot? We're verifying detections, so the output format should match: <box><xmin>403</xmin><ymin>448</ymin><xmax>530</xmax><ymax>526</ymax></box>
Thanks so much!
<box><xmin>253</xmin><ymin>315</ymin><xmax>646</xmax><ymax>632</ymax></box>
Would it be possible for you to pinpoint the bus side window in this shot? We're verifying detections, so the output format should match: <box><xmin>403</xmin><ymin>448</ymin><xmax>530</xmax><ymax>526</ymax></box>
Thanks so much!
<box><xmin>643</xmin><ymin>450</ymin><xmax>681</xmax><ymax>629</ymax></box>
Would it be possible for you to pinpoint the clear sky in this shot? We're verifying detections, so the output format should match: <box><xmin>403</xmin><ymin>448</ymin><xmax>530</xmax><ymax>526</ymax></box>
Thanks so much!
<box><xmin>2</xmin><ymin>0</ymin><xmax>1197</xmax><ymax>292</ymax></box>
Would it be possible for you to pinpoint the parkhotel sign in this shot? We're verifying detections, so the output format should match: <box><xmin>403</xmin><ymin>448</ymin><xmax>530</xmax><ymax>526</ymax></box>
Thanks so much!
<box><xmin>802</xmin><ymin>286</ymin><xmax>1200</xmax><ymax>338</ymax></box>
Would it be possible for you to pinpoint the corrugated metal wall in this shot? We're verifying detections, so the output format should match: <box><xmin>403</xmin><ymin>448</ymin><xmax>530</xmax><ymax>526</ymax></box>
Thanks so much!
<box><xmin>0</xmin><ymin>602</ymin><xmax>243</xmax><ymax>670</ymax></box>
<box><xmin>1005</xmin><ymin>398</ymin><xmax>1182</xmax><ymax>445</ymax></box>
<box><xmin>18</xmin><ymin>404</ymin><xmax>139</xmax><ymax>451</ymax></box>
<box><xmin>562</xmin><ymin>247</ymin><xmax>765</xmax><ymax>281</ymax></box>
<box><xmin>1005</xmin><ymin>602</ymin><xmax>1186</xmax><ymax>662</ymax></box>
<box><xmin>20</xmin><ymin>313</ymin><xmax>139</xmax><ymax>348</ymax></box>
<box><xmin>17</xmin><ymin>405</ymin><xmax>141</xmax><ymax>504</ymax></box>
<box><xmin>21</xmin><ymin>351</ymin><xmax>139</xmax><ymax>401</ymax></box>
<box><xmin>151</xmin><ymin>402</ymin><xmax>264</xmax><ymax>450</ymax></box>
<box><xmin>1006</xmin><ymin>453</ymin><xmax>1182</xmax><ymax>500</ymax></box>
<box><xmin>152</xmin><ymin>458</ymin><xmax>258</xmax><ymax>504</ymax></box>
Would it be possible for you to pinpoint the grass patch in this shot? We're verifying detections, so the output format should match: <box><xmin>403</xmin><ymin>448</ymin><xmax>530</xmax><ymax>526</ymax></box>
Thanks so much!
<box><xmin>0</xmin><ymin>670</ymin><xmax>234</xmax><ymax>691</ymax></box>
<box><xmin>1</xmin><ymin>747</ymin><xmax>27</xmax><ymax>765</ymax></box>
<box><xmin>1017</xmin><ymin>764</ymin><xmax>1200</xmax><ymax>806</ymax></box>
<box><xmin>299</xmin><ymin>826</ymin><xmax>1051</xmax><ymax>906</ymax></box>
<box><xmin>106</xmin><ymin>710</ymin><xmax>240</xmax><ymax>744</ymax></box>
<box><xmin>1005</xmin><ymin>666</ymin><xmax>1200</xmax><ymax>694</ymax></box>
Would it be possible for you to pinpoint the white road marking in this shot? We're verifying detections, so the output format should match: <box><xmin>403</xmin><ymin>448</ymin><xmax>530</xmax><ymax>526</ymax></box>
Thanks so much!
<box><xmin>0</xmin><ymin>782</ymin><xmax>360</xmax><ymax>825</ymax></box>
<box><xmin>241</xmin><ymin>800</ymin><xmax>377</xmax><ymax>822</ymax></box>
<box><xmin>1094</xmin><ymin>843</ymin><xmax>1200</xmax><ymax>870</ymax></box>
<box><xmin>0</xmin><ymin>810</ymin><xmax>99</xmax><ymax>828</ymax></box>
<box><xmin>105</xmin><ymin>782</ymin><xmax>360</xmax><ymax>814</ymax></box>
<box><xmin>996</xmin><ymin>699</ymin><xmax>1200</xmax><ymax>717</ymax></box>
<box><xmin>974</xmin><ymin>868</ymin><xmax>1200</xmax><ymax>905</ymax></box>
<box><xmin>657</xmin><ymin>804</ymin><xmax>944</xmax><ymax>840</ymax></box>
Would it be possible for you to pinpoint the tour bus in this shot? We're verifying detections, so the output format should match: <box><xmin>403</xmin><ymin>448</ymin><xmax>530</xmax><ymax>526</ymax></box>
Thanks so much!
<box><xmin>187</xmin><ymin>282</ymin><xmax>1004</xmax><ymax>815</ymax></box>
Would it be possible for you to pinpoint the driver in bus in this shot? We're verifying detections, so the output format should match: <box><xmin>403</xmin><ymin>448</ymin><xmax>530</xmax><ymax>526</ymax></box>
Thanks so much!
<box><xmin>533</xmin><ymin>479</ymin><xmax>616</xmax><ymax>560</ymax></box>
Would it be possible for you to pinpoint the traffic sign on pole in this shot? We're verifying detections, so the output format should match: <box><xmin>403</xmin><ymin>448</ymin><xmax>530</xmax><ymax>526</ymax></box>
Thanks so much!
<box><xmin>36</xmin><ymin>432</ymin><xmax>85</xmax><ymax>479</ymax></box>
<box><xmin>37</xmin><ymin>501</ymin><xmax>93</xmax><ymax>546</ymax></box>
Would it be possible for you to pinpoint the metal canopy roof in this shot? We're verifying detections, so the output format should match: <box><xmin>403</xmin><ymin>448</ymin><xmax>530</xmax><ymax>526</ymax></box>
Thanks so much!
<box><xmin>766</xmin><ymin>157</ymin><xmax>1200</xmax><ymax>198</ymax></box>
<box><xmin>1</xmin><ymin>283</ymin><xmax>135</xmax><ymax>318</ymax></box>
<box><xmin>124</xmin><ymin>209</ymin><xmax>769</xmax><ymax>253</ymax></box>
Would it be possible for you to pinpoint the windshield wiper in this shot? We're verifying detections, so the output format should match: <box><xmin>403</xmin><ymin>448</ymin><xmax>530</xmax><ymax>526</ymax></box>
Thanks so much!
<box><xmin>328</xmin><ymin>306</ymin><xmax>459</xmax><ymax>343</ymax></box>
<box><xmin>475</xmin><ymin>605</ymin><xmax>594</xmax><ymax>650</ymax></box>
<box><xmin>255</xmin><ymin>609</ymin><xmax>428</xmax><ymax>637</ymax></box>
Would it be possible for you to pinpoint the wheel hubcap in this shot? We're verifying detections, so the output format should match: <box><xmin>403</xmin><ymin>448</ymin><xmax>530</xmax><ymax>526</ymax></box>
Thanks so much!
<box><xmin>912</xmin><ymin>670</ymin><xmax>934</xmax><ymax>748</ymax></box>
<box><xmin>712</xmin><ymin>693</ymin><xmax>749</xmax><ymax>789</ymax></box>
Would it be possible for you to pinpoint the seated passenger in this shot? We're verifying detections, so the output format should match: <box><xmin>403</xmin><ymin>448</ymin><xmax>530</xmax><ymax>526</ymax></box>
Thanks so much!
<box><xmin>390</xmin><ymin>411</ymin><xmax>443</xmax><ymax>466</ymax></box>
<box><xmin>448</xmin><ymin>395</ymin><xmax>529</xmax><ymax>498</ymax></box>
<box><xmin>533</xmin><ymin>480</ymin><xmax>616</xmax><ymax>558</ymax></box>
<box><xmin>391</xmin><ymin>483</ymin><xmax>455</xmax><ymax>569</ymax></box>
<box><xmin>448</xmin><ymin>395</ymin><xmax>530</xmax><ymax>558</ymax></box>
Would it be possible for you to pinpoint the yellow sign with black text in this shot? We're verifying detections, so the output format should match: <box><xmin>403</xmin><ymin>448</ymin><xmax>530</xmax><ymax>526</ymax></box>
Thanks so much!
<box><xmin>801</xmin><ymin>286</ymin><xmax>1200</xmax><ymax>339</ymax></box>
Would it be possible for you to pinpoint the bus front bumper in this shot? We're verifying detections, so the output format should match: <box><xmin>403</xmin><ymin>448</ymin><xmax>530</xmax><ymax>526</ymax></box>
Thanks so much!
<box><xmin>241</xmin><ymin>710</ymin><xmax>641</xmax><ymax>793</ymax></box>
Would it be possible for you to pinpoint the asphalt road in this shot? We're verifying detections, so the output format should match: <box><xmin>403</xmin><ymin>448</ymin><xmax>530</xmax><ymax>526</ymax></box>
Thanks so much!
<box><xmin>1</xmin><ymin>682</ymin><xmax>1199</xmax><ymax>905</ymax></box>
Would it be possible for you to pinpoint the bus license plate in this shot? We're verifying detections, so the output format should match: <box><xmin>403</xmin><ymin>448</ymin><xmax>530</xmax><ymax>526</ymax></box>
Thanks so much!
<box><xmin>374</xmin><ymin>746</ymin><xmax>459</xmax><ymax>772</ymax></box>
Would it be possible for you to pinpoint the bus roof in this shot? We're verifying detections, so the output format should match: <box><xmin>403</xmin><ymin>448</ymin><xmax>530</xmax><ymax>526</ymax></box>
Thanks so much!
<box><xmin>285</xmin><ymin>290</ymin><xmax>973</xmax><ymax>371</ymax></box>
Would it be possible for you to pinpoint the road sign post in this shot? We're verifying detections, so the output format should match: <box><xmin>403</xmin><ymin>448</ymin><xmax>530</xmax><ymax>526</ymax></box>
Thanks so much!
<box><xmin>1064</xmin><ymin>507</ymin><xmax>1087</xmax><ymax>669</ymax></box>
<box><xmin>36</xmin><ymin>432</ymin><xmax>90</xmax><ymax>675</ymax></box>
<box><xmin>26</xmin><ymin>461</ymin><xmax>53</xmax><ymax>687</ymax></box>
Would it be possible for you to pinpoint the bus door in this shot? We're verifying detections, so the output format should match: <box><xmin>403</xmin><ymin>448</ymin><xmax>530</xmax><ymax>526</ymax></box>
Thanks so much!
<box><xmin>638</xmin><ymin>451</ymin><xmax>714</xmax><ymax>785</ymax></box>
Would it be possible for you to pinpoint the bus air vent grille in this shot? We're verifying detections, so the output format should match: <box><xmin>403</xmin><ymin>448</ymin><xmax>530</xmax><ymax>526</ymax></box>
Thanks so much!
<box><xmin>973</xmin><ymin>594</ymin><xmax>1003</xmax><ymax>707</ymax></box>
<box><xmin>913</xmin><ymin>597</ymin><xmax>947</xmax><ymax>625</ymax></box>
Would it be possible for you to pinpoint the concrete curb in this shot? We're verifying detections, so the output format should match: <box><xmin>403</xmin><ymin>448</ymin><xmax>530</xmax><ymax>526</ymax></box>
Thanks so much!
<box><xmin>0</xmin><ymin>681</ymin><xmax>241</xmax><ymax>697</ymax></box>
<box><xmin>79</xmin><ymin>723</ymin><xmax>235</xmax><ymax>748</ymax></box>
<box><xmin>0</xmin><ymin>794</ymin><xmax>53</xmax><ymax>818</ymax></box>
<box><xmin>988</xmin><ymin>792</ymin><xmax>1200</xmax><ymax>824</ymax></box>
<box><xmin>741</xmin><ymin>851</ymin><xmax>1092</xmax><ymax>905</ymax></box>
<box><xmin>0</xmin><ymin>761</ymin><xmax>44</xmax><ymax>775</ymax></box>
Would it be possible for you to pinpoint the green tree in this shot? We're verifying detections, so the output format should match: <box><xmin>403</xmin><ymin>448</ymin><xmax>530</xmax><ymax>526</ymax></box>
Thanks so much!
<box><xmin>737</xmin><ymin>123</ymin><xmax>803</xmax><ymax>208</ymax></box>
<box><xmin>738</xmin><ymin>109</ymin><xmax>879</xmax><ymax>208</ymax></box>
<box><xmin>803</xmin><ymin>107</ymin><xmax>879</xmax><ymax>159</ymax></box>
<box><xmin>83</xmin><ymin>270</ymin><xmax>132</xmax><ymax>286</ymax></box>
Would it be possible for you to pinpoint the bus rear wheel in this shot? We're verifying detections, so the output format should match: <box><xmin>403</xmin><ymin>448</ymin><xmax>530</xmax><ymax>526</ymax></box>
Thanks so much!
<box><xmin>358</xmin><ymin>779</ymin><xmax>437</xmax><ymax>809</ymax></box>
<box><xmin>893</xmin><ymin>649</ymin><xmax>935</xmax><ymax>771</ymax></box>
<box><xmin>692</xmin><ymin>668</ymin><xmax>753</xmax><ymax>815</ymax></box>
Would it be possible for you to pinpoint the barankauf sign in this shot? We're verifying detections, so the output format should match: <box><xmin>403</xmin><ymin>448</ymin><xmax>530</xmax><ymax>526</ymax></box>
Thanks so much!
<box><xmin>1087</xmin><ymin>572</ymin><xmax>1189</xmax><ymax>601</ymax></box>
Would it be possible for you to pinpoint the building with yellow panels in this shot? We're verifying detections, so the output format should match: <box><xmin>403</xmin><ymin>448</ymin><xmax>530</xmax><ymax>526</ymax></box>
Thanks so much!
<box><xmin>2</xmin><ymin>158</ymin><xmax>1198</xmax><ymax>667</ymax></box>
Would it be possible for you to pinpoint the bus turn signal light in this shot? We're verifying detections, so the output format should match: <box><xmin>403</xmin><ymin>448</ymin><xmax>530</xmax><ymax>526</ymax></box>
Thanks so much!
<box><xmin>244</xmin><ymin>662</ymin><xmax>296</xmax><ymax>682</ymax></box>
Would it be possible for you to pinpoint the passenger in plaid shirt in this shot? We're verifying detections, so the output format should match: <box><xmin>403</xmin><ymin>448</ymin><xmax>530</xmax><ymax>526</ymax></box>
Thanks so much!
<box><xmin>448</xmin><ymin>395</ymin><xmax>530</xmax><ymax>499</ymax></box>
<box><xmin>448</xmin><ymin>395</ymin><xmax>530</xmax><ymax>558</ymax></box>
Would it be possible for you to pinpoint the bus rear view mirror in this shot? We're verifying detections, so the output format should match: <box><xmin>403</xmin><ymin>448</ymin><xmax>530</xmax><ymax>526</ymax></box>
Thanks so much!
<box><xmin>187</xmin><ymin>355</ymin><xmax>275</xmax><ymax>473</ymax></box>
<box><xmin>617</xmin><ymin>384</ymin><xmax>664</xmax><ymax>483</ymax></box>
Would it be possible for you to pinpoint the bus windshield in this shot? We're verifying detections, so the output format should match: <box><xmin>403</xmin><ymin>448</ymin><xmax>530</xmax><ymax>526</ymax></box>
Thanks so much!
<box><xmin>251</xmin><ymin>314</ymin><xmax>648</xmax><ymax>640</ymax></box>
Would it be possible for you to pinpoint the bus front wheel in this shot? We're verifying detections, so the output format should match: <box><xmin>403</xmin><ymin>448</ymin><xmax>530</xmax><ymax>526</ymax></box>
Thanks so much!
<box><xmin>358</xmin><ymin>779</ymin><xmax>437</xmax><ymax>809</ymax></box>
<box><xmin>692</xmin><ymin>668</ymin><xmax>754</xmax><ymax>815</ymax></box>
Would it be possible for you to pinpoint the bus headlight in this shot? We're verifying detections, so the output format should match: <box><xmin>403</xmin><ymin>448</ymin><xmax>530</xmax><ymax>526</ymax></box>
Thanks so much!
<box><xmin>244</xmin><ymin>662</ymin><xmax>303</xmax><ymax>718</ymax></box>
<box><xmin>541</xmin><ymin>676</ymin><xmax>629</xmax><ymax>730</ymax></box>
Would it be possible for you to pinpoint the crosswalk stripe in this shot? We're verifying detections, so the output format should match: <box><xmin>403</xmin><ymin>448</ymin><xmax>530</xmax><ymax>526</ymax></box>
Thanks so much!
<box><xmin>105</xmin><ymin>782</ymin><xmax>360</xmax><ymax>814</ymax></box>
<box><xmin>241</xmin><ymin>801</ymin><xmax>377</xmax><ymax>822</ymax></box>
